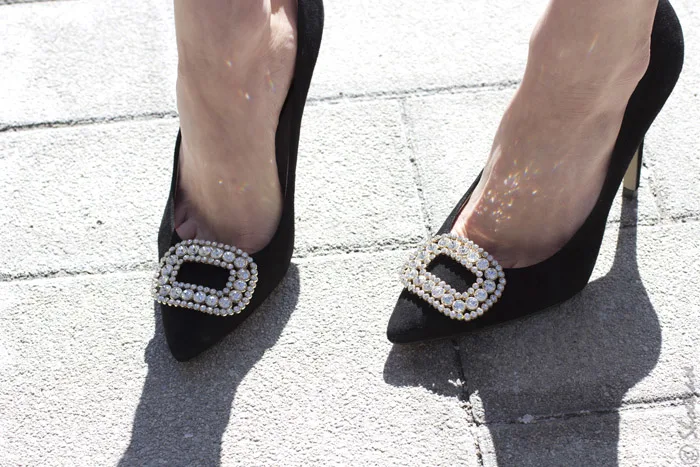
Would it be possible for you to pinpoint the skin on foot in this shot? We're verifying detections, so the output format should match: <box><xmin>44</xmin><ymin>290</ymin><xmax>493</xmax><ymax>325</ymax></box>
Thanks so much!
<box><xmin>452</xmin><ymin>0</ymin><xmax>657</xmax><ymax>268</ymax></box>
<box><xmin>173</xmin><ymin>0</ymin><xmax>297</xmax><ymax>253</ymax></box>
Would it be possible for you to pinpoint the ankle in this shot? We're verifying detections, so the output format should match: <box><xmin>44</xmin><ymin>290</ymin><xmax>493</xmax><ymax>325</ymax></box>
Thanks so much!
<box><xmin>526</xmin><ymin>1</ymin><xmax>654</xmax><ymax>107</ymax></box>
<box><xmin>175</xmin><ymin>1</ymin><xmax>274</xmax><ymax>89</ymax></box>
<box><xmin>522</xmin><ymin>38</ymin><xmax>650</xmax><ymax>117</ymax></box>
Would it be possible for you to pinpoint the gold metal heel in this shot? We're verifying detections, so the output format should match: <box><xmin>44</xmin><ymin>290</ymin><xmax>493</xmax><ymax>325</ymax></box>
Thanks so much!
<box><xmin>623</xmin><ymin>140</ymin><xmax>644</xmax><ymax>198</ymax></box>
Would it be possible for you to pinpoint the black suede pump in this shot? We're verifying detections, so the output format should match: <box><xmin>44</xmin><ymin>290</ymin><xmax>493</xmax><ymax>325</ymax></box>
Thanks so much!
<box><xmin>153</xmin><ymin>0</ymin><xmax>324</xmax><ymax>361</ymax></box>
<box><xmin>388</xmin><ymin>0</ymin><xmax>684</xmax><ymax>344</ymax></box>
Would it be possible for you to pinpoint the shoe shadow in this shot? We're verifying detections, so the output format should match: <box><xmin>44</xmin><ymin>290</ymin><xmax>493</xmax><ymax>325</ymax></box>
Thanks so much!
<box><xmin>383</xmin><ymin>197</ymin><xmax>661</xmax><ymax>466</ymax></box>
<box><xmin>118</xmin><ymin>264</ymin><xmax>301</xmax><ymax>467</ymax></box>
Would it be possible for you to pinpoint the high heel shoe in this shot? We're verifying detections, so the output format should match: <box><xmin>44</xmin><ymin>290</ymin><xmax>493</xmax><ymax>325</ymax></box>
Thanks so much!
<box><xmin>387</xmin><ymin>0</ymin><xmax>684</xmax><ymax>344</ymax></box>
<box><xmin>152</xmin><ymin>0</ymin><xmax>324</xmax><ymax>361</ymax></box>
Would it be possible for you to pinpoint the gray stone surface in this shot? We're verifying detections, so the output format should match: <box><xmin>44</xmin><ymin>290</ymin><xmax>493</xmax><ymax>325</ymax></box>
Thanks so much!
<box><xmin>477</xmin><ymin>404</ymin><xmax>698</xmax><ymax>467</ymax></box>
<box><xmin>0</xmin><ymin>0</ymin><xmax>177</xmax><ymax>127</ymax></box>
<box><xmin>0</xmin><ymin>0</ymin><xmax>546</xmax><ymax>127</ymax></box>
<box><xmin>1</xmin><ymin>0</ymin><xmax>699</xmax><ymax>465</ymax></box>
<box><xmin>0</xmin><ymin>253</ymin><xmax>476</xmax><ymax>466</ymax></box>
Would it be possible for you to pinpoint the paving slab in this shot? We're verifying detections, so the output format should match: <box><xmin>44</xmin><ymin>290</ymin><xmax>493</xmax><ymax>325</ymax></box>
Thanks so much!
<box><xmin>0</xmin><ymin>98</ymin><xmax>423</xmax><ymax>279</ymax></box>
<box><xmin>0</xmin><ymin>251</ymin><xmax>475</xmax><ymax>466</ymax></box>
<box><xmin>0</xmin><ymin>0</ymin><xmax>547</xmax><ymax>126</ymax></box>
<box><xmin>0</xmin><ymin>0</ymin><xmax>177</xmax><ymax>127</ymax></box>
<box><xmin>457</xmin><ymin>220</ymin><xmax>700</xmax><ymax>424</ymax></box>
<box><xmin>295</xmin><ymin>100</ymin><xmax>425</xmax><ymax>255</ymax></box>
<box><xmin>313</xmin><ymin>0</ymin><xmax>543</xmax><ymax>99</ymax></box>
<box><xmin>477</xmin><ymin>404</ymin><xmax>699</xmax><ymax>467</ymax></box>
<box><xmin>402</xmin><ymin>90</ymin><xmax>663</xmax><ymax>232</ymax></box>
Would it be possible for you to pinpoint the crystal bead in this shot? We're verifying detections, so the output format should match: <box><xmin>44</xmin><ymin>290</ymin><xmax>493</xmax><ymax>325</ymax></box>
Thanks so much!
<box><xmin>176</xmin><ymin>245</ymin><xmax>186</xmax><ymax>256</ymax></box>
<box><xmin>484</xmin><ymin>280</ymin><xmax>496</xmax><ymax>293</ymax></box>
<box><xmin>237</xmin><ymin>269</ymin><xmax>250</xmax><ymax>280</ymax></box>
<box><xmin>169</xmin><ymin>287</ymin><xmax>182</xmax><ymax>299</ymax></box>
<box><xmin>199</xmin><ymin>246</ymin><xmax>211</xmax><ymax>257</ymax></box>
<box><xmin>222</xmin><ymin>251</ymin><xmax>235</xmax><ymax>263</ymax></box>
<box><xmin>193</xmin><ymin>291</ymin><xmax>206</xmax><ymax>304</ymax></box>
<box><xmin>187</xmin><ymin>245</ymin><xmax>198</xmax><ymax>255</ymax></box>
<box><xmin>219</xmin><ymin>297</ymin><xmax>232</xmax><ymax>309</ymax></box>
<box><xmin>475</xmin><ymin>289</ymin><xmax>488</xmax><ymax>302</ymax></box>
<box><xmin>466</xmin><ymin>251</ymin><xmax>480</xmax><ymax>263</ymax></box>
<box><xmin>485</xmin><ymin>268</ymin><xmax>498</xmax><ymax>280</ymax></box>
<box><xmin>233</xmin><ymin>257</ymin><xmax>247</xmax><ymax>268</ymax></box>
<box><xmin>181</xmin><ymin>289</ymin><xmax>193</xmax><ymax>301</ymax></box>
<box><xmin>162</xmin><ymin>264</ymin><xmax>173</xmax><ymax>276</ymax></box>
<box><xmin>431</xmin><ymin>286</ymin><xmax>445</xmax><ymax>298</ymax></box>
<box><xmin>233</xmin><ymin>280</ymin><xmax>247</xmax><ymax>291</ymax></box>
<box><xmin>230</xmin><ymin>291</ymin><xmax>243</xmax><ymax>302</ymax></box>
<box><xmin>466</xmin><ymin>297</ymin><xmax>479</xmax><ymax>310</ymax></box>
<box><xmin>441</xmin><ymin>294</ymin><xmax>454</xmax><ymax>306</ymax></box>
<box><xmin>211</xmin><ymin>248</ymin><xmax>224</xmax><ymax>259</ymax></box>
<box><xmin>205</xmin><ymin>295</ymin><xmax>218</xmax><ymax>307</ymax></box>
<box><xmin>476</xmin><ymin>258</ymin><xmax>489</xmax><ymax>270</ymax></box>
<box><xmin>453</xmin><ymin>300</ymin><xmax>466</xmax><ymax>312</ymax></box>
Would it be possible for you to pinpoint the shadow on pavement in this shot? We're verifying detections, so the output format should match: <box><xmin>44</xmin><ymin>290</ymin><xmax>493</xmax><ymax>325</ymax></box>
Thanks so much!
<box><xmin>383</xmin><ymin>197</ymin><xmax>661</xmax><ymax>466</ymax></box>
<box><xmin>118</xmin><ymin>265</ymin><xmax>300</xmax><ymax>467</ymax></box>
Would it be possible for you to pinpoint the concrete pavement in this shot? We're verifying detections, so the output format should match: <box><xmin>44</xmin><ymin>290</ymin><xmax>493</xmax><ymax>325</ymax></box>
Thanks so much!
<box><xmin>1</xmin><ymin>0</ymin><xmax>699</xmax><ymax>465</ymax></box>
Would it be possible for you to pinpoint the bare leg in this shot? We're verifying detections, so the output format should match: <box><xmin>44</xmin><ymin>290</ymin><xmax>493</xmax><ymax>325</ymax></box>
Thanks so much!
<box><xmin>173</xmin><ymin>0</ymin><xmax>297</xmax><ymax>253</ymax></box>
<box><xmin>452</xmin><ymin>0</ymin><xmax>659</xmax><ymax>267</ymax></box>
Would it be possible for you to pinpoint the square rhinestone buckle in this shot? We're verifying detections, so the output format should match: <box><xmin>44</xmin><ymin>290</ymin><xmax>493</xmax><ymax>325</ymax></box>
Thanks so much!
<box><xmin>152</xmin><ymin>239</ymin><xmax>258</xmax><ymax>316</ymax></box>
<box><xmin>400</xmin><ymin>233</ymin><xmax>506</xmax><ymax>321</ymax></box>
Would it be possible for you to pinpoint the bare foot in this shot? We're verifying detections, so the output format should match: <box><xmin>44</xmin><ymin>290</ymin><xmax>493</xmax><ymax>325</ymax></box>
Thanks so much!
<box><xmin>452</xmin><ymin>0</ymin><xmax>658</xmax><ymax>267</ymax></box>
<box><xmin>173</xmin><ymin>0</ymin><xmax>297</xmax><ymax>253</ymax></box>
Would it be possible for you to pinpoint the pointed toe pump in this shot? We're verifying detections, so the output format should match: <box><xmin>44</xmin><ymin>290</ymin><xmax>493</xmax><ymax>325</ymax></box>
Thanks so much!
<box><xmin>388</xmin><ymin>0</ymin><xmax>684</xmax><ymax>344</ymax></box>
<box><xmin>152</xmin><ymin>0</ymin><xmax>324</xmax><ymax>361</ymax></box>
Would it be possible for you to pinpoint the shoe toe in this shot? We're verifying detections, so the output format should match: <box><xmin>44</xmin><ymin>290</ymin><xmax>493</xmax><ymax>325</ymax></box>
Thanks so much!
<box><xmin>160</xmin><ymin>303</ymin><xmax>235</xmax><ymax>361</ymax></box>
<box><xmin>387</xmin><ymin>290</ymin><xmax>460</xmax><ymax>344</ymax></box>
<box><xmin>388</xmin><ymin>254</ymin><xmax>489</xmax><ymax>344</ymax></box>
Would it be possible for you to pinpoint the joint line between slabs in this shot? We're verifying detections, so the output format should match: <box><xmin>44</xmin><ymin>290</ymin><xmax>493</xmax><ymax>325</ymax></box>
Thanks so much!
<box><xmin>0</xmin><ymin>81</ymin><xmax>520</xmax><ymax>134</ymax></box>
<box><xmin>399</xmin><ymin>99</ymin><xmax>432</xmax><ymax>237</ymax></box>
<box><xmin>453</xmin><ymin>339</ymin><xmax>486</xmax><ymax>466</ymax></box>
<box><xmin>479</xmin><ymin>393</ymin><xmax>699</xmax><ymax>427</ymax></box>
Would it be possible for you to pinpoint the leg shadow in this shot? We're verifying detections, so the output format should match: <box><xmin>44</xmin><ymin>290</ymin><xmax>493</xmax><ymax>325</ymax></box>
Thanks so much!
<box><xmin>383</xmin><ymin>197</ymin><xmax>661</xmax><ymax>466</ymax></box>
<box><xmin>119</xmin><ymin>264</ymin><xmax>301</xmax><ymax>467</ymax></box>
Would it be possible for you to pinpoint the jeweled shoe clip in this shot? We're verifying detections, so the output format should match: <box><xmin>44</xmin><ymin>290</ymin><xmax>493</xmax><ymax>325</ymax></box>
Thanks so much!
<box><xmin>153</xmin><ymin>239</ymin><xmax>258</xmax><ymax>316</ymax></box>
<box><xmin>400</xmin><ymin>233</ymin><xmax>506</xmax><ymax>321</ymax></box>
